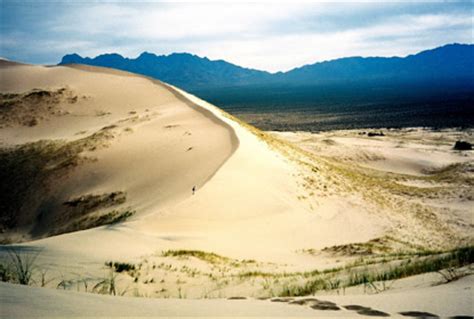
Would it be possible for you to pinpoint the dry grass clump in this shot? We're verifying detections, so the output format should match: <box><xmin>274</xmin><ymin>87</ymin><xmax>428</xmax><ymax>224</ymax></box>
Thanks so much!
<box><xmin>0</xmin><ymin>140</ymin><xmax>84</xmax><ymax>233</ymax></box>
<box><xmin>105</xmin><ymin>261</ymin><xmax>136</xmax><ymax>274</ymax></box>
<box><xmin>0</xmin><ymin>88</ymin><xmax>76</xmax><ymax>127</ymax></box>
<box><xmin>60</xmin><ymin>192</ymin><xmax>127</xmax><ymax>222</ymax></box>
<box><xmin>0</xmin><ymin>127</ymin><xmax>118</xmax><ymax>240</ymax></box>
<box><xmin>0</xmin><ymin>247</ymin><xmax>41</xmax><ymax>285</ymax></box>
<box><xmin>57</xmin><ymin>209</ymin><xmax>135</xmax><ymax>235</ymax></box>
<box><xmin>278</xmin><ymin>246</ymin><xmax>474</xmax><ymax>297</ymax></box>
<box><xmin>93</xmin><ymin>270</ymin><xmax>118</xmax><ymax>295</ymax></box>
<box><xmin>354</xmin><ymin>246</ymin><xmax>473</xmax><ymax>283</ymax></box>
<box><xmin>162</xmin><ymin>250</ymin><xmax>229</xmax><ymax>264</ymax></box>
<box><xmin>321</xmin><ymin>238</ymin><xmax>392</xmax><ymax>256</ymax></box>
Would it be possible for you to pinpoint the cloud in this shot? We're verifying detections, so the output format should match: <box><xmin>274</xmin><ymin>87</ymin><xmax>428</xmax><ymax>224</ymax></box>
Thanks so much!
<box><xmin>1</xmin><ymin>1</ymin><xmax>472</xmax><ymax>71</ymax></box>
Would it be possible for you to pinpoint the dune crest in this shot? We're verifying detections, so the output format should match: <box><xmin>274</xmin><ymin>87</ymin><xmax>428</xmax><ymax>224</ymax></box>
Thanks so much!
<box><xmin>0</xmin><ymin>63</ymin><xmax>472</xmax><ymax>313</ymax></box>
<box><xmin>0</xmin><ymin>63</ymin><xmax>237</xmax><ymax>242</ymax></box>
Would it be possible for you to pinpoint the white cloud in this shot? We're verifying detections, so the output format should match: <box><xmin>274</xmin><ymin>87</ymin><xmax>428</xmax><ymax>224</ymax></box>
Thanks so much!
<box><xmin>178</xmin><ymin>12</ymin><xmax>473</xmax><ymax>72</ymax></box>
<box><xmin>2</xmin><ymin>2</ymin><xmax>472</xmax><ymax>70</ymax></box>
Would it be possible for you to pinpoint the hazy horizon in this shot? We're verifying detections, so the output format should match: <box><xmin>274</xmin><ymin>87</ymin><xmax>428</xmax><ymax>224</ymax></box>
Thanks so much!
<box><xmin>1</xmin><ymin>1</ymin><xmax>472</xmax><ymax>72</ymax></box>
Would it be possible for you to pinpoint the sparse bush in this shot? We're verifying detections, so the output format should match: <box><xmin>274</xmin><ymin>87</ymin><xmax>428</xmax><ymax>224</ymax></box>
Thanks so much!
<box><xmin>0</xmin><ymin>129</ymin><xmax>117</xmax><ymax>237</ymax></box>
<box><xmin>93</xmin><ymin>270</ymin><xmax>117</xmax><ymax>295</ymax></box>
<box><xmin>39</xmin><ymin>268</ymin><xmax>54</xmax><ymax>287</ymax></box>
<box><xmin>280</xmin><ymin>277</ymin><xmax>328</xmax><ymax>297</ymax></box>
<box><xmin>0</xmin><ymin>263</ymin><xmax>12</xmax><ymax>282</ymax></box>
<box><xmin>162</xmin><ymin>250</ymin><xmax>228</xmax><ymax>264</ymax></box>
<box><xmin>453</xmin><ymin>140</ymin><xmax>472</xmax><ymax>151</ymax></box>
<box><xmin>105</xmin><ymin>261</ymin><xmax>136</xmax><ymax>273</ymax></box>
<box><xmin>349</xmin><ymin>246</ymin><xmax>474</xmax><ymax>286</ymax></box>
<box><xmin>6</xmin><ymin>248</ymin><xmax>41</xmax><ymax>285</ymax></box>
<box><xmin>63</xmin><ymin>209</ymin><xmax>135</xmax><ymax>234</ymax></box>
<box><xmin>57</xmin><ymin>278</ymin><xmax>73</xmax><ymax>290</ymax></box>
<box><xmin>271</xmin><ymin>246</ymin><xmax>473</xmax><ymax>297</ymax></box>
<box><xmin>437</xmin><ymin>268</ymin><xmax>463</xmax><ymax>283</ymax></box>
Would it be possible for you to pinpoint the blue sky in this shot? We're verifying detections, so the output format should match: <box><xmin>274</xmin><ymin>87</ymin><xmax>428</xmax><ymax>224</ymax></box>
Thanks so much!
<box><xmin>1</xmin><ymin>1</ymin><xmax>472</xmax><ymax>72</ymax></box>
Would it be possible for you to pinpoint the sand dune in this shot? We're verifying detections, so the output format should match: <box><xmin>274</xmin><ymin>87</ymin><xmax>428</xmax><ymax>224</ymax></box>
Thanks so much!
<box><xmin>2</xmin><ymin>274</ymin><xmax>472</xmax><ymax>317</ymax></box>
<box><xmin>0</xmin><ymin>62</ymin><xmax>237</xmax><ymax>241</ymax></box>
<box><xmin>0</xmin><ymin>61</ymin><xmax>472</xmax><ymax>315</ymax></box>
<box><xmin>1</xmin><ymin>62</ymin><xmax>387</xmax><ymax>260</ymax></box>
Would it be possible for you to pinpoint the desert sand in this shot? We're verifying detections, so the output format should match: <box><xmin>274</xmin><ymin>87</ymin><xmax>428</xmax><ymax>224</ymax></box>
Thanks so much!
<box><xmin>2</xmin><ymin>274</ymin><xmax>472</xmax><ymax>317</ymax></box>
<box><xmin>0</xmin><ymin>60</ymin><xmax>472</xmax><ymax>317</ymax></box>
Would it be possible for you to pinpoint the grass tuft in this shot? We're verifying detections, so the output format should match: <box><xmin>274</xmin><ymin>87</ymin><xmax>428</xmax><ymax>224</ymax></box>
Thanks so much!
<box><xmin>2</xmin><ymin>248</ymin><xmax>41</xmax><ymax>285</ymax></box>
<box><xmin>105</xmin><ymin>261</ymin><xmax>136</xmax><ymax>273</ymax></box>
<box><xmin>162</xmin><ymin>250</ymin><xmax>229</xmax><ymax>264</ymax></box>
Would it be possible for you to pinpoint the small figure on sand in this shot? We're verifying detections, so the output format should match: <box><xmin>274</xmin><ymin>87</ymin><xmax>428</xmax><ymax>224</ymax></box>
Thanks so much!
<box><xmin>192</xmin><ymin>186</ymin><xmax>196</xmax><ymax>195</ymax></box>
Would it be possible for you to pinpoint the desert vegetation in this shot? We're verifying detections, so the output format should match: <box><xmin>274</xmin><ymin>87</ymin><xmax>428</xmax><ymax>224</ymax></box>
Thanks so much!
<box><xmin>270</xmin><ymin>128</ymin><xmax>474</xmax><ymax>251</ymax></box>
<box><xmin>0</xmin><ymin>124</ymin><xmax>126</xmax><ymax>242</ymax></box>
<box><xmin>0</xmin><ymin>248</ymin><xmax>41</xmax><ymax>285</ymax></box>
<box><xmin>0</xmin><ymin>88</ymin><xmax>80</xmax><ymax>127</ymax></box>
<box><xmin>2</xmin><ymin>246</ymin><xmax>463</xmax><ymax>299</ymax></box>
<box><xmin>161</xmin><ymin>250</ymin><xmax>230</xmax><ymax>264</ymax></box>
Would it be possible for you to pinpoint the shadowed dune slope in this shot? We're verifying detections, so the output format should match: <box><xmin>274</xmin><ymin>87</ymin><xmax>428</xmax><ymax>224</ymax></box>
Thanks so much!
<box><xmin>0</xmin><ymin>62</ymin><xmax>238</xmax><ymax>241</ymax></box>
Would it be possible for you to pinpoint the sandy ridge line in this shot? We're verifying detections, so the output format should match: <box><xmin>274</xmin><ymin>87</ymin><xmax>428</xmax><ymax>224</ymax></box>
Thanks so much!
<box><xmin>59</xmin><ymin>62</ymin><xmax>240</xmax><ymax>188</ymax></box>
<box><xmin>61</xmin><ymin>63</ymin><xmax>240</xmax><ymax>149</ymax></box>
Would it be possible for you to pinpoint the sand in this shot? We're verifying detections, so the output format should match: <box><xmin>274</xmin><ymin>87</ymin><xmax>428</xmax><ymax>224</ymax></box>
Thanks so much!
<box><xmin>0</xmin><ymin>62</ymin><xmax>237</xmax><ymax>242</ymax></box>
<box><xmin>0</xmin><ymin>60</ymin><xmax>472</xmax><ymax>316</ymax></box>
<box><xmin>2</xmin><ymin>274</ymin><xmax>472</xmax><ymax>317</ymax></box>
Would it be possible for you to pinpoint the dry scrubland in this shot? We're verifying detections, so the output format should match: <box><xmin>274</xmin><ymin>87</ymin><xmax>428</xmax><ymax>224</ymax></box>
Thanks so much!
<box><xmin>0</xmin><ymin>60</ymin><xmax>473</xmax><ymax>317</ymax></box>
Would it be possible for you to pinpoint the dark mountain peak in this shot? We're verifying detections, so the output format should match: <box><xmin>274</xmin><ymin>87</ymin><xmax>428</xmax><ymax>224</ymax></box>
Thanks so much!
<box><xmin>431</xmin><ymin>43</ymin><xmax>470</xmax><ymax>50</ymax></box>
<box><xmin>166</xmin><ymin>52</ymin><xmax>202</xmax><ymax>62</ymax></box>
<box><xmin>136</xmin><ymin>51</ymin><xmax>159</xmax><ymax>63</ymax></box>
<box><xmin>168</xmin><ymin>52</ymin><xmax>194</xmax><ymax>57</ymax></box>
<box><xmin>94</xmin><ymin>53</ymin><xmax>125</xmax><ymax>61</ymax></box>
<box><xmin>137</xmin><ymin>51</ymin><xmax>156</xmax><ymax>58</ymax></box>
<box><xmin>407</xmin><ymin>43</ymin><xmax>473</xmax><ymax>59</ymax></box>
<box><xmin>60</xmin><ymin>53</ymin><xmax>84</xmax><ymax>64</ymax></box>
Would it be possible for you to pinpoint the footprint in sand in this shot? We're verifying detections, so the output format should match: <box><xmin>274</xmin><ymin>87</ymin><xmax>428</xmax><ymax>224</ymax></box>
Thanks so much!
<box><xmin>309</xmin><ymin>300</ymin><xmax>340</xmax><ymax>311</ymax></box>
<box><xmin>344</xmin><ymin>304</ymin><xmax>390</xmax><ymax>317</ymax></box>
<box><xmin>267</xmin><ymin>298</ymin><xmax>395</xmax><ymax>315</ymax></box>
<box><xmin>399</xmin><ymin>311</ymin><xmax>439</xmax><ymax>318</ymax></box>
<box><xmin>270</xmin><ymin>297</ymin><xmax>294</xmax><ymax>303</ymax></box>
<box><xmin>282</xmin><ymin>298</ymin><xmax>341</xmax><ymax>311</ymax></box>
<box><xmin>359</xmin><ymin>308</ymin><xmax>391</xmax><ymax>317</ymax></box>
<box><xmin>344</xmin><ymin>305</ymin><xmax>372</xmax><ymax>311</ymax></box>
<box><xmin>289</xmin><ymin>298</ymin><xmax>320</xmax><ymax>305</ymax></box>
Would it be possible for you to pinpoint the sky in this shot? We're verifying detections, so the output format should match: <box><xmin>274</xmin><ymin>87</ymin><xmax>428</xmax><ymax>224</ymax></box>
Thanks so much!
<box><xmin>1</xmin><ymin>1</ymin><xmax>472</xmax><ymax>72</ymax></box>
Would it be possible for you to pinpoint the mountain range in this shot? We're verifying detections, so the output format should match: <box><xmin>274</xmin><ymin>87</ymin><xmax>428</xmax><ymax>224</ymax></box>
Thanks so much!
<box><xmin>60</xmin><ymin>44</ymin><xmax>473</xmax><ymax>91</ymax></box>
<box><xmin>60</xmin><ymin>44</ymin><xmax>473</xmax><ymax>130</ymax></box>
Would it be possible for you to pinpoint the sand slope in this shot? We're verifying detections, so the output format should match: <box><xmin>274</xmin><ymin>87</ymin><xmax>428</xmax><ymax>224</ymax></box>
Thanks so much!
<box><xmin>1</xmin><ymin>274</ymin><xmax>472</xmax><ymax>317</ymax></box>
<box><xmin>0</xmin><ymin>62</ymin><xmax>237</xmax><ymax>241</ymax></box>
<box><xmin>1</xmin><ymin>61</ymin><xmax>472</xmax><ymax>314</ymax></box>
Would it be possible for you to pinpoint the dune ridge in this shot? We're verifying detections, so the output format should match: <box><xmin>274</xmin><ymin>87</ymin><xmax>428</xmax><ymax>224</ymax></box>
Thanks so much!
<box><xmin>0</xmin><ymin>62</ymin><xmax>472</xmax><ymax>316</ymax></box>
<box><xmin>0</xmin><ymin>62</ymin><xmax>238</xmax><ymax>242</ymax></box>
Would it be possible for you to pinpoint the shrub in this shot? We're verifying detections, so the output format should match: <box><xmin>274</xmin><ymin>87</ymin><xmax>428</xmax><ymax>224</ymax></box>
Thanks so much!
<box><xmin>93</xmin><ymin>270</ymin><xmax>117</xmax><ymax>295</ymax></box>
<box><xmin>162</xmin><ymin>250</ymin><xmax>228</xmax><ymax>263</ymax></box>
<box><xmin>105</xmin><ymin>261</ymin><xmax>136</xmax><ymax>273</ymax></box>
<box><xmin>6</xmin><ymin>248</ymin><xmax>41</xmax><ymax>285</ymax></box>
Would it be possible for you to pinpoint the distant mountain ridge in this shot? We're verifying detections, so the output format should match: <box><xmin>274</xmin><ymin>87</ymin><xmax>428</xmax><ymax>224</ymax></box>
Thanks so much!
<box><xmin>61</xmin><ymin>52</ymin><xmax>271</xmax><ymax>89</ymax></box>
<box><xmin>60</xmin><ymin>44</ymin><xmax>474</xmax><ymax>91</ymax></box>
<box><xmin>280</xmin><ymin>44</ymin><xmax>474</xmax><ymax>85</ymax></box>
